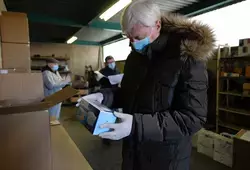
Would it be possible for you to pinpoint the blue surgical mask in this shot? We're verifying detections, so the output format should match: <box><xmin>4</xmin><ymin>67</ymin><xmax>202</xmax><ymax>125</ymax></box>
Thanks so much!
<box><xmin>132</xmin><ymin>37</ymin><xmax>150</xmax><ymax>52</ymax></box>
<box><xmin>108</xmin><ymin>62</ymin><xmax>116</xmax><ymax>70</ymax></box>
<box><xmin>52</xmin><ymin>65</ymin><xmax>59</xmax><ymax>71</ymax></box>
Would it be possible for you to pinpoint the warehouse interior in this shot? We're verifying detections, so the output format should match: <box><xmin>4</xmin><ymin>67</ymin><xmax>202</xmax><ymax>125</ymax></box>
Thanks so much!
<box><xmin>1</xmin><ymin>0</ymin><xmax>250</xmax><ymax>170</ymax></box>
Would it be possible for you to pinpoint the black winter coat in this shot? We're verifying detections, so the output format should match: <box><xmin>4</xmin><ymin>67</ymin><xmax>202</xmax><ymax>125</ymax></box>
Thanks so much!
<box><xmin>100</xmin><ymin>66</ymin><xmax>120</xmax><ymax>77</ymax></box>
<box><xmin>101</xmin><ymin>13</ymin><xmax>215</xmax><ymax>170</ymax></box>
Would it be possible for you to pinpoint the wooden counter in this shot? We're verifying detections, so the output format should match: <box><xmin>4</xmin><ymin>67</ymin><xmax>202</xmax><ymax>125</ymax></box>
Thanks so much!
<box><xmin>51</xmin><ymin>125</ymin><xmax>93</xmax><ymax>170</ymax></box>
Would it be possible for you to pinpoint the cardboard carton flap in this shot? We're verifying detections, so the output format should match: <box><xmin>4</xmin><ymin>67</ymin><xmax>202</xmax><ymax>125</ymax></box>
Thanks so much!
<box><xmin>236</xmin><ymin>129</ymin><xmax>250</xmax><ymax>142</ymax></box>
<box><xmin>43</xmin><ymin>86</ymin><xmax>78</xmax><ymax>106</ymax></box>
<box><xmin>0</xmin><ymin>86</ymin><xmax>78</xmax><ymax>115</ymax></box>
<box><xmin>0</xmin><ymin>102</ymin><xmax>52</xmax><ymax>115</ymax></box>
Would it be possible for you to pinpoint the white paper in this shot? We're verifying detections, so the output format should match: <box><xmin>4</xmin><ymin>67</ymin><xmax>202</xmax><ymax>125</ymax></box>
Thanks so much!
<box><xmin>108</xmin><ymin>74</ymin><xmax>124</xmax><ymax>85</ymax></box>
<box><xmin>241</xmin><ymin>131</ymin><xmax>250</xmax><ymax>141</ymax></box>
<box><xmin>0</xmin><ymin>70</ymin><xmax>8</xmax><ymax>74</ymax></box>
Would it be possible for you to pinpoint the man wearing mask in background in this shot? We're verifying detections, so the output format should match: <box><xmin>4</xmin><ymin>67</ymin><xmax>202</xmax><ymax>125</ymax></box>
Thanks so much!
<box><xmin>100</xmin><ymin>56</ymin><xmax>120</xmax><ymax>77</ymax></box>
<box><xmin>79</xmin><ymin>1</ymin><xmax>215</xmax><ymax>170</ymax></box>
<box><xmin>99</xmin><ymin>56</ymin><xmax>120</xmax><ymax>145</ymax></box>
<box><xmin>42</xmin><ymin>58</ymin><xmax>70</xmax><ymax>125</ymax></box>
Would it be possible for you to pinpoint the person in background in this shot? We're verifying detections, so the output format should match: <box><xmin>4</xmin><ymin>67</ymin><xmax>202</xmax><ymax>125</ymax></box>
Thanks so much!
<box><xmin>98</xmin><ymin>56</ymin><xmax>121</xmax><ymax>145</ymax></box>
<box><xmin>42</xmin><ymin>58</ymin><xmax>70</xmax><ymax>125</ymax></box>
<box><xmin>100</xmin><ymin>56</ymin><xmax>120</xmax><ymax>77</ymax></box>
<box><xmin>80</xmin><ymin>1</ymin><xmax>215</xmax><ymax>170</ymax></box>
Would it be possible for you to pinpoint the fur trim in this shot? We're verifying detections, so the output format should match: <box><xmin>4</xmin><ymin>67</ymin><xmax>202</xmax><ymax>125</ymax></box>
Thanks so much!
<box><xmin>161</xmin><ymin>13</ymin><xmax>216</xmax><ymax>61</ymax></box>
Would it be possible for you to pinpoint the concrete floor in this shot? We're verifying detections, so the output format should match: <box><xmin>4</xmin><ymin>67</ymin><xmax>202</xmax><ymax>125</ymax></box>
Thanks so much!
<box><xmin>60</xmin><ymin>106</ymin><xmax>231</xmax><ymax>170</ymax></box>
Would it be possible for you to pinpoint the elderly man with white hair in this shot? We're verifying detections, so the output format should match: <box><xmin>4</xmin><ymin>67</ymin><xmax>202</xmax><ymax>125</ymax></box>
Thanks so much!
<box><xmin>80</xmin><ymin>1</ymin><xmax>215</xmax><ymax>170</ymax></box>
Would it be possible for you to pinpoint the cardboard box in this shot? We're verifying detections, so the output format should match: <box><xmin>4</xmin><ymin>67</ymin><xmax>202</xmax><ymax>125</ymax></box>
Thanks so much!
<box><xmin>197</xmin><ymin>129</ymin><xmax>215</xmax><ymax>148</ymax></box>
<box><xmin>239</xmin><ymin>38</ymin><xmax>250</xmax><ymax>46</ymax></box>
<box><xmin>0</xmin><ymin>11</ymin><xmax>29</xmax><ymax>43</ymax></box>
<box><xmin>245</xmin><ymin>66</ymin><xmax>250</xmax><ymax>77</ymax></box>
<box><xmin>2</xmin><ymin>43</ymin><xmax>31</xmax><ymax>72</ymax></box>
<box><xmin>0</xmin><ymin>42</ymin><xmax>2</xmax><ymax>68</ymax></box>
<box><xmin>0</xmin><ymin>68</ymin><xmax>28</xmax><ymax>74</ymax></box>
<box><xmin>233</xmin><ymin>129</ymin><xmax>250</xmax><ymax>170</ymax></box>
<box><xmin>214</xmin><ymin>134</ymin><xmax>233</xmax><ymax>156</ymax></box>
<box><xmin>197</xmin><ymin>129</ymin><xmax>217</xmax><ymax>158</ymax></box>
<box><xmin>213</xmin><ymin>134</ymin><xmax>233</xmax><ymax>167</ymax></box>
<box><xmin>238</xmin><ymin>46</ymin><xmax>250</xmax><ymax>56</ymax></box>
<box><xmin>214</xmin><ymin>151</ymin><xmax>232</xmax><ymax>167</ymax></box>
<box><xmin>197</xmin><ymin>144</ymin><xmax>214</xmax><ymax>158</ymax></box>
<box><xmin>0</xmin><ymin>86</ymin><xmax>78</xmax><ymax>170</ymax></box>
<box><xmin>51</xmin><ymin>125</ymin><xmax>93</xmax><ymax>170</ymax></box>
<box><xmin>243</xmin><ymin>83</ymin><xmax>250</xmax><ymax>90</ymax></box>
<box><xmin>0</xmin><ymin>110</ymin><xmax>51</xmax><ymax>170</ymax></box>
<box><xmin>78</xmin><ymin>98</ymin><xmax>117</xmax><ymax>135</ymax></box>
<box><xmin>0</xmin><ymin>73</ymin><xmax>43</xmax><ymax>102</ymax></box>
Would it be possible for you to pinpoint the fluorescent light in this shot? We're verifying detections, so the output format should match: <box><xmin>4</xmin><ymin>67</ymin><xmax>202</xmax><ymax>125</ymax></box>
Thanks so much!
<box><xmin>67</xmin><ymin>36</ymin><xmax>78</xmax><ymax>44</ymax></box>
<box><xmin>100</xmin><ymin>0</ymin><xmax>132</xmax><ymax>21</ymax></box>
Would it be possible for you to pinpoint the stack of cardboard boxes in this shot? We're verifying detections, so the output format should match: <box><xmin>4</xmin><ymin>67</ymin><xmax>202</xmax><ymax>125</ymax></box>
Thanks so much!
<box><xmin>213</xmin><ymin>133</ymin><xmax>233</xmax><ymax>167</ymax></box>
<box><xmin>0</xmin><ymin>76</ymin><xmax>77</xmax><ymax>170</ymax></box>
<box><xmin>197</xmin><ymin>129</ymin><xmax>233</xmax><ymax>167</ymax></box>
<box><xmin>0</xmin><ymin>11</ymin><xmax>30</xmax><ymax>72</ymax></box>
<box><xmin>238</xmin><ymin>38</ymin><xmax>250</xmax><ymax>56</ymax></box>
<box><xmin>197</xmin><ymin>129</ymin><xmax>216</xmax><ymax>158</ymax></box>
<box><xmin>0</xmin><ymin>11</ymin><xmax>78</xmax><ymax>170</ymax></box>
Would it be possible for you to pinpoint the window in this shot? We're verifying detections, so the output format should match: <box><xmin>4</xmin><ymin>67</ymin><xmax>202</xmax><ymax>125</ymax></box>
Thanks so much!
<box><xmin>103</xmin><ymin>38</ymin><xmax>131</xmax><ymax>61</ymax></box>
<box><xmin>192</xmin><ymin>0</ymin><xmax>250</xmax><ymax>46</ymax></box>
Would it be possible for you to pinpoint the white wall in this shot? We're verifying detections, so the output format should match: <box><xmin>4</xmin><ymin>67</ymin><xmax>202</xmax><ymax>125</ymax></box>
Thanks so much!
<box><xmin>30</xmin><ymin>43</ymin><xmax>101</xmax><ymax>76</ymax></box>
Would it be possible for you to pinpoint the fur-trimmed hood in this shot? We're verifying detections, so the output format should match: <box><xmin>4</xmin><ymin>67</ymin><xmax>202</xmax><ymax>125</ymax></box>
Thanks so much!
<box><xmin>161</xmin><ymin>13</ymin><xmax>216</xmax><ymax>61</ymax></box>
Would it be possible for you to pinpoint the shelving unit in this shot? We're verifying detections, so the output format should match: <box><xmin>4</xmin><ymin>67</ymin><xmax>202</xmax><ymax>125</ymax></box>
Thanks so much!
<box><xmin>31</xmin><ymin>57</ymin><xmax>70</xmax><ymax>61</ymax></box>
<box><xmin>30</xmin><ymin>56</ymin><xmax>71</xmax><ymax>75</ymax></box>
<box><xmin>216</xmin><ymin>45</ymin><xmax>250</xmax><ymax>133</ymax></box>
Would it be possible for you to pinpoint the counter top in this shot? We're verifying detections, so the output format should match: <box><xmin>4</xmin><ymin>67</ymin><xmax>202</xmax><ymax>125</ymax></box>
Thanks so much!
<box><xmin>51</xmin><ymin>125</ymin><xmax>92</xmax><ymax>170</ymax></box>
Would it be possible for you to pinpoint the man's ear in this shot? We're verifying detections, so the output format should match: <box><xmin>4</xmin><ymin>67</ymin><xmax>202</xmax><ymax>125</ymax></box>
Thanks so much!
<box><xmin>155</xmin><ymin>20</ymin><xmax>161</xmax><ymax>32</ymax></box>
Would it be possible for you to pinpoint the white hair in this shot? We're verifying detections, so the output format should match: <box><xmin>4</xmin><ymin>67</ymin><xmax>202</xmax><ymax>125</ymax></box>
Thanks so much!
<box><xmin>121</xmin><ymin>0</ymin><xmax>161</xmax><ymax>34</ymax></box>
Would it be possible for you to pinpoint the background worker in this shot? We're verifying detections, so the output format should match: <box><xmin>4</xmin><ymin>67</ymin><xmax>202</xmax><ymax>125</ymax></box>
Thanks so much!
<box><xmin>100</xmin><ymin>56</ymin><xmax>120</xmax><ymax>77</ymax></box>
<box><xmin>42</xmin><ymin>58</ymin><xmax>70</xmax><ymax>125</ymax></box>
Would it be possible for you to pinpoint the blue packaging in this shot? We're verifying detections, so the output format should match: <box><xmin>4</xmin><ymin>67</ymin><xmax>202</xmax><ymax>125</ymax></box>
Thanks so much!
<box><xmin>78</xmin><ymin>99</ymin><xmax>117</xmax><ymax>135</ymax></box>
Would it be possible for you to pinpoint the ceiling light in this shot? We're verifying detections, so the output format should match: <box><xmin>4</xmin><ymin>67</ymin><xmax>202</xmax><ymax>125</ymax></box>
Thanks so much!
<box><xmin>100</xmin><ymin>0</ymin><xmax>132</xmax><ymax>21</ymax></box>
<box><xmin>67</xmin><ymin>36</ymin><xmax>78</xmax><ymax>44</ymax></box>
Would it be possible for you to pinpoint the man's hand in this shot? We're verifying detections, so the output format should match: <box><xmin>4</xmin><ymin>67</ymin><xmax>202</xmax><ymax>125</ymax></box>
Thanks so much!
<box><xmin>99</xmin><ymin>112</ymin><xmax>133</xmax><ymax>140</ymax></box>
<box><xmin>76</xmin><ymin>93</ymin><xmax>104</xmax><ymax>107</ymax></box>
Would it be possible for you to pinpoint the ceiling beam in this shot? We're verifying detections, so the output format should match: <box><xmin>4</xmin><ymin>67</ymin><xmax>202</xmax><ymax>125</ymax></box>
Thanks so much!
<box><xmin>100</xmin><ymin>33</ymin><xmax>124</xmax><ymax>45</ymax></box>
<box><xmin>73</xmin><ymin>40</ymin><xmax>100</xmax><ymax>46</ymax></box>
<box><xmin>89</xmin><ymin>19</ymin><xmax>121</xmax><ymax>31</ymax></box>
<box><xmin>176</xmin><ymin>0</ymin><xmax>245</xmax><ymax>17</ymax></box>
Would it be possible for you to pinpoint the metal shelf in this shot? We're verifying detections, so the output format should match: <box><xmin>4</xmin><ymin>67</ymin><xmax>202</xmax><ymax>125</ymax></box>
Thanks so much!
<box><xmin>219</xmin><ymin>107</ymin><xmax>250</xmax><ymax>116</ymax></box>
<box><xmin>31</xmin><ymin>57</ymin><xmax>70</xmax><ymax>61</ymax></box>
<box><xmin>220</xmin><ymin>55</ymin><xmax>250</xmax><ymax>60</ymax></box>
<box><xmin>219</xmin><ymin>91</ymin><xmax>250</xmax><ymax>98</ymax></box>
<box><xmin>216</xmin><ymin>45</ymin><xmax>250</xmax><ymax>133</ymax></box>
<box><xmin>218</xmin><ymin>122</ymin><xmax>243</xmax><ymax>131</ymax></box>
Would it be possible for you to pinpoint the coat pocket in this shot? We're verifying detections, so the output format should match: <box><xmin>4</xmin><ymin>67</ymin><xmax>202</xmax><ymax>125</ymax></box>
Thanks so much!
<box><xmin>187</xmin><ymin>82</ymin><xmax>207</xmax><ymax>108</ymax></box>
<box><xmin>158</xmin><ymin>76</ymin><xmax>179</xmax><ymax>110</ymax></box>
